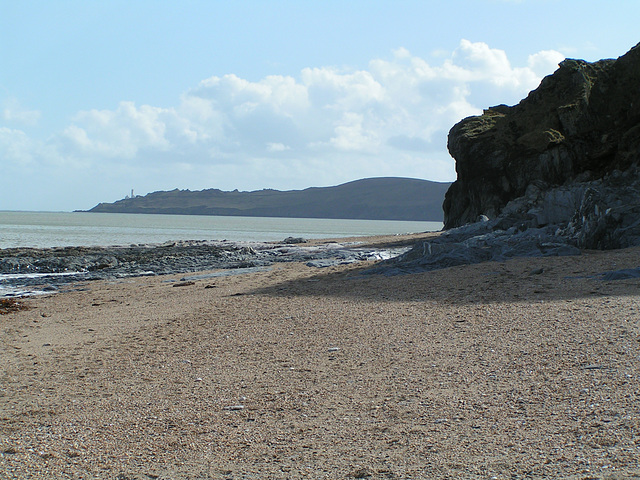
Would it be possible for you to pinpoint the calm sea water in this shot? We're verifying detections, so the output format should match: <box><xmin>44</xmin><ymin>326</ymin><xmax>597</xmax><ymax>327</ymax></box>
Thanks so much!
<box><xmin>0</xmin><ymin>211</ymin><xmax>442</xmax><ymax>249</ymax></box>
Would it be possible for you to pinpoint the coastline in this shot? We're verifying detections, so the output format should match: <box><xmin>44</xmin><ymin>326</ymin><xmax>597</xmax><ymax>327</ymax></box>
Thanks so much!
<box><xmin>1</xmin><ymin>235</ymin><xmax>640</xmax><ymax>478</ymax></box>
<box><xmin>0</xmin><ymin>233</ymin><xmax>432</xmax><ymax>298</ymax></box>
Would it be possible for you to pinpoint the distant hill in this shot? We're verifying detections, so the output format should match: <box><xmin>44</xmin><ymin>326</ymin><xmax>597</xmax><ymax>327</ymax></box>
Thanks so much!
<box><xmin>85</xmin><ymin>178</ymin><xmax>450</xmax><ymax>222</ymax></box>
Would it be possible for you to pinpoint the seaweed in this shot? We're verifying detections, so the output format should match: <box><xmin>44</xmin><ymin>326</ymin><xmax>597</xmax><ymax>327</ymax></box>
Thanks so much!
<box><xmin>0</xmin><ymin>298</ymin><xmax>29</xmax><ymax>314</ymax></box>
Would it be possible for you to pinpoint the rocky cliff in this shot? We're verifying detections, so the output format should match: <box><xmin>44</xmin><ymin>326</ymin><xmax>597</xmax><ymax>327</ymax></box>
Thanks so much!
<box><xmin>373</xmin><ymin>43</ymin><xmax>640</xmax><ymax>275</ymax></box>
<box><xmin>444</xmin><ymin>42</ymin><xmax>640</xmax><ymax>235</ymax></box>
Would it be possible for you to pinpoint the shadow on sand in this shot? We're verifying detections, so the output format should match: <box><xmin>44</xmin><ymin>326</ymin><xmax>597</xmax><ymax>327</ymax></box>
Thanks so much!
<box><xmin>245</xmin><ymin>245</ymin><xmax>640</xmax><ymax>306</ymax></box>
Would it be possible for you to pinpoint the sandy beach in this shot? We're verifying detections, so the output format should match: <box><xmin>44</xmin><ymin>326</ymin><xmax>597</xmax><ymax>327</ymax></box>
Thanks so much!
<box><xmin>1</xmin><ymin>233</ymin><xmax>640</xmax><ymax>479</ymax></box>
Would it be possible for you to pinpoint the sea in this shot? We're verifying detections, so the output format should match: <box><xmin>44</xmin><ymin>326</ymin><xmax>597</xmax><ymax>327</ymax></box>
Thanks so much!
<box><xmin>0</xmin><ymin>211</ymin><xmax>442</xmax><ymax>249</ymax></box>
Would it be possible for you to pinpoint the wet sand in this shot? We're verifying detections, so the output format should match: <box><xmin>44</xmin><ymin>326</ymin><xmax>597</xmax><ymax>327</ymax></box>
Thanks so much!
<box><xmin>1</xmin><ymin>234</ymin><xmax>640</xmax><ymax>479</ymax></box>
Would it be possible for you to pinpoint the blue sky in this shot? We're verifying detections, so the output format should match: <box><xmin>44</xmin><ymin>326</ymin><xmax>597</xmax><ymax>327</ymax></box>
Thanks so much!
<box><xmin>1</xmin><ymin>0</ymin><xmax>638</xmax><ymax>211</ymax></box>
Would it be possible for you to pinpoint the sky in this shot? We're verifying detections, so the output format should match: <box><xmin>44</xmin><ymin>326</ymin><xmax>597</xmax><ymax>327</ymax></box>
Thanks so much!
<box><xmin>1</xmin><ymin>1</ymin><xmax>638</xmax><ymax>212</ymax></box>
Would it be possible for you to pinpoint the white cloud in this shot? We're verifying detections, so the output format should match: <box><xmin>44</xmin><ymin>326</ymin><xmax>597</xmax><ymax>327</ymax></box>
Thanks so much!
<box><xmin>527</xmin><ymin>49</ymin><xmax>566</xmax><ymax>77</ymax></box>
<box><xmin>328</xmin><ymin>112</ymin><xmax>380</xmax><ymax>152</ymax></box>
<box><xmin>0</xmin><ymin>40</ymin><xmax>565</xmax><ymax>209</ymax></box>
<box><xmin>0</xmin><ymin>127</ymin><xmax>35</xmax><ymax>165</ymax></box>
<box><xmin>62</xmin><ymin>101</ymin><xmax>173</xmax><ymax>158</ymax></box>
<box><xmin>193</xmin><ymin>73</ymin><xmax>310</xmax><ymax>116</ymax></box>
<box><xmin>266</xmin><ymin>142</ymin><xmax>290</xmax><ymax>152</ymax></box>
<box><xmin>446</xmin><ymin>40</ymin><xmax>548</xmax><ymax>91</ymax></box>
<box><xmin>301</xmin><ymin>67</ymin><xmax>385</xmax><ymax>111</ymax></box>
<box><xmin>451</xmin><ymin>40</ymin><xmax>514</xmax><ymax>81</ymax></box>
<box><xmin>0</xmin><ymin>126</ymin><xmax>85</xmax><ymax>174</ymax></box>
<box><xmin>2</xmin><ymin>98</ymin><xmax>41</xmax><ymax>126</ymax></box>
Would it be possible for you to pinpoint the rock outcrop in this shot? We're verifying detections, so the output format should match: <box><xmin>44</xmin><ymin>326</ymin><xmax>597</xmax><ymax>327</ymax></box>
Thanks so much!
<box><xmin>372</xmin><ymin>165</ymin><xmax>640</xmax><ymax>275</ymax></box>
<box><xmin>372</xmin><ymin>43</ymin><xmax>640</xmax><ymax>275</ymax></box>
<box><xmin>444</xmin><ymin>42</ymin><xmax>640</xmax><ymax>233</ymax></box>
<box><xmin>0</xmin><ymin>240</ymin><xmax>412</xmax><ymax>295</ymax></box>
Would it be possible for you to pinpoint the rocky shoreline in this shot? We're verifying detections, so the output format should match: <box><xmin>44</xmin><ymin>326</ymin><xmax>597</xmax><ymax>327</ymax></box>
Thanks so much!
<box><xmin>0</xmin><ymin>237</ymin><xmax>413</xmax><ymax>296</ymax></box>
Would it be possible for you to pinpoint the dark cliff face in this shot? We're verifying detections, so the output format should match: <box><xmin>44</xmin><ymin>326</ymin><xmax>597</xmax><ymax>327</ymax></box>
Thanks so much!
<box><xmin>443</xmin><ymin>42</ymin><xmax>640</xmax><ymax>229</ymax></box>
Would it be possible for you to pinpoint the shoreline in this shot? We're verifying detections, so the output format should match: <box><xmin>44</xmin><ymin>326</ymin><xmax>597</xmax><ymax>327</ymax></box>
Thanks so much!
<box><xmin>0</xmin><ymin>233</ymin><xmax>435</xmax><ymax>298</ymax></box>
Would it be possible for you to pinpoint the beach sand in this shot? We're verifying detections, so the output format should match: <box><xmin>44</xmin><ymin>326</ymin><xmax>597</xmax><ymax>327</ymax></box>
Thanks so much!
<box><xmin>1</xmin><ymin>233</ymin><xmax>640</xmax><ymax>479</ymax></box>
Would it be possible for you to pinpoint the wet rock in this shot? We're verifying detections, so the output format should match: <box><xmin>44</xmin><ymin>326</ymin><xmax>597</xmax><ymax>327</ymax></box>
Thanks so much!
<box><xmin>283</xmin><ymin>237</ymin><xmax>307</xmax><ymax>244</ymax></box>
<box><xmin>1</xmin><ymin>240</ymin><xmax>410</xmax><ymax>294</ymax></box>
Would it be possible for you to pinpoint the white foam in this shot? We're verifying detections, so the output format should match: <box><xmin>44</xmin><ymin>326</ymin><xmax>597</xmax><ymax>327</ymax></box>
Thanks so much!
<box><xmin>0</xmin><ymin>271</ymin><xmax>82</xmax><ymax>281</ymax></box>
<box><xmin>0</xmin><ymin>271</ymin><xmax>84</xmax><ymax>298</ymax></box>
<box><xmin>0</xmin><ymin>286</ymin><xmax>54</xmax><ymax>298</ymax></box>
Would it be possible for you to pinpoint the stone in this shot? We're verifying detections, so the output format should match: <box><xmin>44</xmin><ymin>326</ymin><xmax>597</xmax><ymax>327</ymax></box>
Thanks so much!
<box><xmin>283</xmin><ymin>237</ymin><xmax>307</xmax><ymax>244</ymax></box>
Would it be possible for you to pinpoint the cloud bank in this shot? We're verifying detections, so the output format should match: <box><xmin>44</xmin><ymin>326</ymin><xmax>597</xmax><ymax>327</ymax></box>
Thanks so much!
<box><xmin>1</xmin><ymin>40</ymin><xmax>564</xmax><ymax>209</ymax></box>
